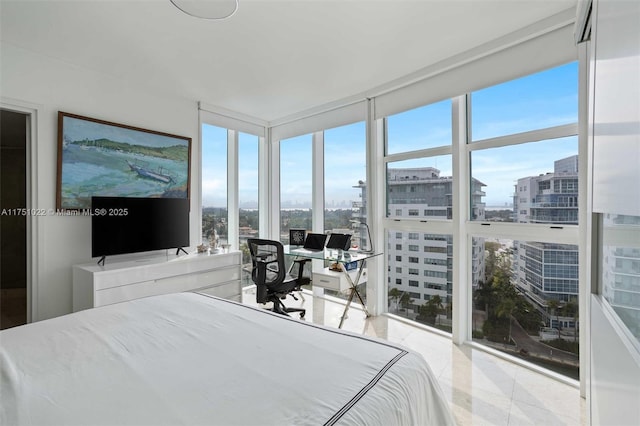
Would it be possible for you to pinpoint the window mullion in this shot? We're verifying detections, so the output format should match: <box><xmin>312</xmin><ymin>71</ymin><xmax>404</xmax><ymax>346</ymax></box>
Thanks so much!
<box><xmin>312</xmin><ymin>131</ymin><xmax>324</xmax><ymax>233</ymax></box>
<box><xmin>452</xmin><ymin>94</ymin><xmax>469</xmax><ymax>345</ymax></box>
<box><xmin>227</xmin><ymin>130</ymin><xmax>239</xmax><ymax>250</ymax></box>
<box><xmin>469</xmin><ymin>124</ymin><xmax>579</xmax><ymax>151</ymax></box>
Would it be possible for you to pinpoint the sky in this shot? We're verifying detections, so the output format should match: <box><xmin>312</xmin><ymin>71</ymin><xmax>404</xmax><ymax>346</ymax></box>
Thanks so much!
<box><xmin>202</xmin><ymin>61</ymin><xmax>578</xmax><ymax>209</ymax></box>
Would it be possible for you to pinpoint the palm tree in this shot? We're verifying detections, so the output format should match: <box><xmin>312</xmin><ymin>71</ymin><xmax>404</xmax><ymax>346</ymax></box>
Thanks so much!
<box><xmin>431</xmin><ymin>295</ymin><xmax>444</xmax><ymax>325</ymax></box>
<box><xmin>547</xmin><ymin>299</ymin><xmax>560</xmax><ymax>332</ymax></box>
<box><xmin>399</xmin><ymin>292</ymin><xmax>413</xmax><ymax>317</ymax></box>
<box><xmin>418</xmin><ymin>300</ymin><xmax>439</xmax><ymax>325</ymax></box>
<box><xmin>388</xmin><ymin>288</ymin><xmax>401</xmax><ymax>312</ymax></box>
<box><xmin>563</xmin><ymin>301</ymin><xmax>578</xmax><ymax>341</ymax></box>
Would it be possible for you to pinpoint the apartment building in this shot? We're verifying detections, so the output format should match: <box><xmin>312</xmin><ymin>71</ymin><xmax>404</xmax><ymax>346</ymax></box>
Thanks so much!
<box><xmin>357</xmin><ymin>167</ymin><xmax>486</xmax><ymax>313</ymax></box>
<box><xmin>514</xmin><ymin>155</ymin><xmax>579</xmax><ymax>330</ymax></box>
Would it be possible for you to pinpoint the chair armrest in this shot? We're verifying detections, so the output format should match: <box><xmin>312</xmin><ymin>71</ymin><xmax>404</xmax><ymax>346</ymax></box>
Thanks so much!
<box><xmin>254</xmin><ymin>259</ymin><xmax>269</xmax><ymax>304</ymax></box>
<box><xmin>292</xmin><ymin>258</ymin><xmax>311</xmax><ymax>283</ymax></box>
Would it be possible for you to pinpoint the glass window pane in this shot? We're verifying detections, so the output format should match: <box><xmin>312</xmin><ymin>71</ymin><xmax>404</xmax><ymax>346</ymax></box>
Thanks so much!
<box><xmin>386</xmin><ymin>155</ymin><xmax>452</xmax><ymax>220</ymax></box>
<box><xmin>601</xmin><ymin>214</ymin><xmax>640</xmax><ymax>343</ymax></box>
<box><xmin>239</xmin><ymin>132</ymin><xmax>259</xmax><ymax>282</ymax></box>
<box><xmin>324</xmin><ymin>122</ymin><xmax>366</xmax><ymax>234</ymax></box>
<box><xmin>386</xmin><ymin>99</ymin><xmax>452</xmax><ymax>155</ymax></box>
<box><xmin>472</xmin><ymin>237</ymin><xmax>579</xmax><ymax>380</ymax></box>
<box><xmin>201</xmin><ymin>124</ymin><xmax>227</xmax><ymax>249</ymax></box>
<box><xmin>280</xmin><ymin>134</ymin><xmax>312</xmax><ymax>243</ymax></box>
<box><xmin>471</xmin><ymin>62</ymin><xmax>578</xmax><ymax>141</ymax></box>
<box><xmin>470</xmin><ymin>137</ymin><xmax>578</xmax><ymax>223</ymax></box>
<box><xmin>387</xmin><ymin>230</ymin><xmax>453</xmax><ymax>333</ymax></box>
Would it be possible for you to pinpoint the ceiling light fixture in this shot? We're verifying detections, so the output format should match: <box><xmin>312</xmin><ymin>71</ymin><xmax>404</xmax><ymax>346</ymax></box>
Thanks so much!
<box><xmin>170</xmin><ymin>0</ymin><xmax>238</xmax><ymax>20</ymax></box>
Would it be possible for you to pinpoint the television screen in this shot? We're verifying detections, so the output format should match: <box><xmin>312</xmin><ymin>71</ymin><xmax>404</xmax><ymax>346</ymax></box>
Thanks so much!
<box><xmin>91</xmin><ymin>196</ymin><xmax>189</xmax><ymax>258</ymax></box>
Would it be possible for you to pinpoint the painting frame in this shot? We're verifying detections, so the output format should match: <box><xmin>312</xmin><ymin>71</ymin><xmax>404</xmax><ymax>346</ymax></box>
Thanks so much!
<box><xmin>57</xmin><ymin>112</ymin><xmax>191</xmax><ymax>210</ymax></box>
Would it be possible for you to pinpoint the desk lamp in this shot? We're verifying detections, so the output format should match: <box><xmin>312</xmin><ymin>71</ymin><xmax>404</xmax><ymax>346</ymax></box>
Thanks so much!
<box><xmin>350</xmin><ymin>219</ymin><xmax>374</xmax><ymax>254</ymax></box>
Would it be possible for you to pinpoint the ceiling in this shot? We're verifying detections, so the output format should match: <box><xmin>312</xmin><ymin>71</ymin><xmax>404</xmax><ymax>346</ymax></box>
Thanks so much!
<box><xmin>0</xmin><ymin>0</ymin><xmax>577</xmax><ymax>123</ymax></box>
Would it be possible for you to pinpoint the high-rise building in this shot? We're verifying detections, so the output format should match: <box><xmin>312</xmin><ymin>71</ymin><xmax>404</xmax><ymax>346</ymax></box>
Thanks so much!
<box><xmin>515</xmin><ymin>155</ymin><xmax>579</xmax><ymax>224</ymax></box>
<box><xmin>355</xmin><ymin>167</ymin><xmax>486</xmax><ymax>312</ymax></box>
<box><xmin>513</xmin><ymin>155</ymin><xmax>579</xmax><ymax>330</ymax></box>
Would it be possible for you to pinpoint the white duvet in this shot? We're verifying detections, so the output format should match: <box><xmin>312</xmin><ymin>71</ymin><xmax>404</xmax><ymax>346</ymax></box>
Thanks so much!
<box><xmin>0</xmin><ymin>292</ymin><xmax>455</xmax><ymax>425</ymax></box>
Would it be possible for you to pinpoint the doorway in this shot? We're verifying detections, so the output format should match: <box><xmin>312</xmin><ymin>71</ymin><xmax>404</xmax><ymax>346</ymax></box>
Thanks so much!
<box><xmin>0</xmin><ymin>109</ymin><xmax>28</xmax><ymax>329</ymax></box>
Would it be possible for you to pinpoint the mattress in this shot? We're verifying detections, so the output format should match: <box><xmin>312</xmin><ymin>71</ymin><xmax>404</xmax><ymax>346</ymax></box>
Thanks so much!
<box><xmin>0</xmin><ymin>292</ymin><xmax>455</xmax><ymax>425</ymax></box>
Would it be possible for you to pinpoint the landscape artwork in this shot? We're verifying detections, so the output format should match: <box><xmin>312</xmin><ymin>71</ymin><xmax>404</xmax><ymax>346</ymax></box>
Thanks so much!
<box><xmin>57</xmin><ymin>112</ymin><xmax>191</xmax><ymax>209</ymax></box>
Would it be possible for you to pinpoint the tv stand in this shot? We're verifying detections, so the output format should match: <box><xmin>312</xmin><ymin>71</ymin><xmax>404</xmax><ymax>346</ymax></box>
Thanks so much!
<box><xmin>176</xmin><ymin>247</ymin><xmax>188</xmax><ymax>256</ymax></box>
<box><xmin>72</xmin><ymin>251</ymin><xmax>242</xmax><ymax>311</ymax></box>
<box><xmin>97</xmin><ymin>256</ymin><xmax>106</xmax><ymax>266</ymax></box>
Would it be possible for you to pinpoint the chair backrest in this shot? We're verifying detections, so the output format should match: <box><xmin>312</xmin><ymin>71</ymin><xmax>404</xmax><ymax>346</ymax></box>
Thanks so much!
<box><xmin>247</xmin><ymin>238</ymin><xmax>286</xmax><ymax>288</ymax></box>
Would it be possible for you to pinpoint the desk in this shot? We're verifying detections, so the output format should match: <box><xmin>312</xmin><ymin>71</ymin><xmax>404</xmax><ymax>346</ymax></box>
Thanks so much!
<box><xmin>284</xmin><ymin>246</ymin><xmax>381</xmax><ymax>328</ymax></box>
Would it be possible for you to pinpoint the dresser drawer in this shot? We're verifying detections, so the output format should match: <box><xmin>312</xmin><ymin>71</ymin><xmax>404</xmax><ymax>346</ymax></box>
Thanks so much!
<box><xmin>94</xmin><ymin>266</ymin><xmax>240</xmax><ymax>307</ymax></box>
<box><xmin>154</xmin><ymin>265</ymin><xmax>240</xmax><ymax>289</ymax></box>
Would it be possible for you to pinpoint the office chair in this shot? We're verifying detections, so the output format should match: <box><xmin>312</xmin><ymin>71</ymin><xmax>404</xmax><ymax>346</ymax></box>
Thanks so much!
<box><xmin>247</xmin><ymin>238</ymin><xmax>307</xmax><ymax>318</ymax></box>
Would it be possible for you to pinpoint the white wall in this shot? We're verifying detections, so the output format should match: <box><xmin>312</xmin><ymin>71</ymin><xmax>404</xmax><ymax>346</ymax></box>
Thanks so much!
<box><xmin>1</xmin><ymin>43</ymin><xmax>200</xmax><ymax>321</ymax></box>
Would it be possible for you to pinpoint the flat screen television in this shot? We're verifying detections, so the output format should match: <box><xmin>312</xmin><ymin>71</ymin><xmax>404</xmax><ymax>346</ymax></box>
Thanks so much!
<box><xmin>91</xmin><ymin>196</ymin><xmax>190</xmax><ymax>260</ymax></box>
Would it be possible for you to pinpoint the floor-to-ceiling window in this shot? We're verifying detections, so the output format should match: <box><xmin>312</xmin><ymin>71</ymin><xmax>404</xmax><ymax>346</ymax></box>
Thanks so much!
<box><xmin>383</xmin><ymin>100</ymin><xmax>455</xmax><ymax>329</ymax></box>
<box><xmin>238</xmin><ymin>132</ymin><xmax>259</xmax><ymax>277</ymax></box>
<box><xmin>201</xmin><ymin>123</ymin><xmax>228</xmax><ymax>249</ymax></box>
<box><xmin>270</xmin><ymin>104</ymin><xmax>368</xmax><ymax>303</ymax></box>
<box><xmin>200</xmin><ymin>110</ymin><xmax>265</xmax><ymax>289</ymax></box>
<box><xmin>468</xmin><ymin>62</ymin><xmax>580</xmax><ymax>379</ymax></box>
<box><xmin>324</xmin><ymin>121</ymin><xmax>366</xmax><ymax>300</ymax></box>
<box><xmin>376</xmin><ymin>61</ymin><xmax>580</xmax><ymax>378</ymax></box>
<box><xmin>280</xmin><ymin>134</ymin><xmax>313</xmax><ymax>243</ymax></box>
<box><xmin>324</xmin><ymin>122</ymin><xmax>366</xmax><ymax>233</ymax></box>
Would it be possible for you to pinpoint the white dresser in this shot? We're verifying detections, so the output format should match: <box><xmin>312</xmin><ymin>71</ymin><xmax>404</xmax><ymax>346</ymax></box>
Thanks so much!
<box><xmin>72</xmin><ymin>251</ymin><xmax>242</xmax><ymax>312</ymax></box>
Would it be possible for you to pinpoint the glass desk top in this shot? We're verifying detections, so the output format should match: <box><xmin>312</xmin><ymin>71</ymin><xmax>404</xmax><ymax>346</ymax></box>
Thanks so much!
<box><xmin>283</xmin><ymin>245</ymin><xmax>381</xmax><ymax>263</ymax></box>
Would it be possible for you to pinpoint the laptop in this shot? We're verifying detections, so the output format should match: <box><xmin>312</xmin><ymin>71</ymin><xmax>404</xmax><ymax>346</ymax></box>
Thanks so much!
<box><xmin>326</xmin><ymin>233</ymin><xmax>352</xmax><ymax>251</ymax></box>
<box><xmin>302</xmin><ymin>233</ymin><xmax>328</xmax><ymax>252</ymax></box>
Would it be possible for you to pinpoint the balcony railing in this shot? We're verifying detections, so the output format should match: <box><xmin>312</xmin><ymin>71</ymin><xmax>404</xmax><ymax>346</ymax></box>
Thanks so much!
<box><xmin>530</xmin><ymin>202</ymin><xmax>578</xmax><ymax>208</ymax></box>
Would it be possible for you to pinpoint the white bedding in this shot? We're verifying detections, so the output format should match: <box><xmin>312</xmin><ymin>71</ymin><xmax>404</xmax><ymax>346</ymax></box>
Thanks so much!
<box><xmin>0</xmin><ymin>292</ymin><xmax>455</xmax><ymax>425</ymax></box>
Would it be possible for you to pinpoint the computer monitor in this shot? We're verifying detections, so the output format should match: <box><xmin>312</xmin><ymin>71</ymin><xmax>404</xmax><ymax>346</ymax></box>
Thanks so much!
<box><xmin>326</xmin><ymin>233</ymin><xmax>352</xmax><ymax>251</ymax></box>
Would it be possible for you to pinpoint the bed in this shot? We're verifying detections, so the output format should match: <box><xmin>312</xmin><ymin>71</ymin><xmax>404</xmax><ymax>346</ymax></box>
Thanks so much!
<box><xmin>0</xmin><ymin>292</ymin><xmax>455</xmax><ymax>425</ymax></box>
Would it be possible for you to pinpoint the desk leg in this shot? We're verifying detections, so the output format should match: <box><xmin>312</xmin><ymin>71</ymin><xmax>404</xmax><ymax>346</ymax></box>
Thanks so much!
<box><xmin>338</xmin><ymin>286</ymin><xmax>357</xmax><ymax>329</ymax></box>
<box><xmin>337</xmin><ymin>261</ymin><xmax>370</xmax><ymax>329</ymax></box>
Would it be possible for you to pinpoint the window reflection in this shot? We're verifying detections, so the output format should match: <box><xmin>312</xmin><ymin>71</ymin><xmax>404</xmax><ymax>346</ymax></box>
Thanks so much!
<box><xmin>601</xmin><ymin>214</ymin><xmax>640</xmax><ymax>342</ymax></box>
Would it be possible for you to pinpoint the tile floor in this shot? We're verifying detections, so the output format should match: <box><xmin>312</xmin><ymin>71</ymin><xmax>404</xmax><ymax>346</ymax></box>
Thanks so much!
<box><xmin>242</xmin><ymin>287</ymin><xmax>587</xmax><ymax>426</ymax></box>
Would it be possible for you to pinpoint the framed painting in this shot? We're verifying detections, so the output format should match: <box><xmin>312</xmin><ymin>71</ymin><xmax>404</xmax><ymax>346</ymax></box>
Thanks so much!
<box><xmin>57</xmin><ymin>112</ymin><xmax>191</xmax><ymax>210</ymax></box>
